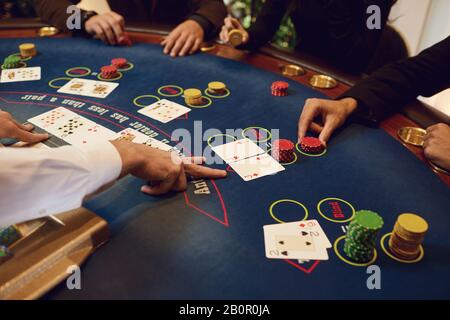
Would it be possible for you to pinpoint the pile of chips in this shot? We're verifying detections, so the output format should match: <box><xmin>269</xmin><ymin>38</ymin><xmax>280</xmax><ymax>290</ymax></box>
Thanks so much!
<box><xmin>271</xmin><ymin>139</ymin><xmax>295</xmax><ymax>163</ymax></box>
<box><xmin>0</xmin><ymin>245</ymin><xmax>10</xmax><ymax>262</ymax></box>
<box><xmin>228</xmin><ymin>29</ymin><xmax>245</xmax><ymax>47</ymax></box>
<box><xmin>19</xmin><ymin>43</ymin><xmax>37</xmax><ymax>58</ymax></box>
<box><xmin>118</xmin><ymin>35</ymin><xmax>132</xmax><ymax>46</ymax></box>
<box><xmin>271</xmin><ymin>81</ymin><xmax>289</xmax><ymax>97</ymax></box>
<box><xmin>389</xmin><ymin>213</ymin><xmax>428</xmax><ymax>260</ymax></box>
<box><xmin>344</xmin><ymin>210</ymin><xmax>384</xmax><ymax>262</ymax></box>
<box><xmin>184</xmin><ymin>88</ymin><xmax>203</xmax><ymax>106</ymax></box>
<box><xmin>299</xmin><ymin>137</ymin><xmax>325</xmax><ymax>154</ymax></box>
<box><xmin>208</xmin><ymin>81</ymin><xmax>227</xmax><ymax>95</ymax></box>
<box><xmin>2</xmin><ymin>55</ymin><xmax>21</xmax><ymax>69</ymax></box>
<box><xmin>0</xmin><ymin>225</ymin><xmax>21</xmax><ymax>247</ymax></box>
<box><xmin>100</xmin><ymin>65</ymin><xmax>119</xmax><ymax>79</ymax></box>
<box><xmin>111</xmin><ymin>58</ymin><xmax>128</xmax><ymax>69</ymax></box>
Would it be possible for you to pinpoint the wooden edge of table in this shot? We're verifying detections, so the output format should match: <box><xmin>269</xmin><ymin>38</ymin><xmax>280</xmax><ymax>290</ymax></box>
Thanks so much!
<box><xmin>0</xmin><ymin>24</ymin><xmax>448</xmax><ymax>186</ymax></box>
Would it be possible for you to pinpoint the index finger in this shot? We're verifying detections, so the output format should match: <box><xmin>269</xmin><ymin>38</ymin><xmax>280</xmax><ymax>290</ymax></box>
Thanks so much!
<box><xmin>185</xmin><ymin>164</ymin><xmax>227</xmax><ymax>179</ymax></box>
<box><xmin>297</xmin><ymin>102</ymin><xmax>319</xmax><ymax>143</ymax></box>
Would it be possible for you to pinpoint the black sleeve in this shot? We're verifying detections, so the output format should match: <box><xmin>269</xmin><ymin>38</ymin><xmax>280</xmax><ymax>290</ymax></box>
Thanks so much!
<box><xmin>241</xmin><ymin>0</ymin><xmax>291</xmax><ymax>51</ymax></box>
<box><xmin>33</xmin><ymin>0</ymin><xmax>79</xmax><ymax>32</ymax></box>
<box><xmin>189</xmin><ymin>0</ymin><xmax>227</xmax><ymax>37</ymax></box>
<box><xmin>342</xmin><ymin>36</ymin><xmax>450</xmax><ymax>125</ymax></box>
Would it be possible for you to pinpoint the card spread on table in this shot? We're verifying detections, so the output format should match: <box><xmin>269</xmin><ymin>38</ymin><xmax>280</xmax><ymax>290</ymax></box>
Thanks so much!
<box><xmin>113</xmin><ymin>128</ymin><xmax>172</xmax><ymax>151</ymax></box>
<box><xmin>263</xmin><ymin>220</ymin><xmax>330</xmax><ymax>261</ymax></box>
<box><xmin>57</xmin><ymin>78</ymin><xmax>119</xmax><ymax>99</ymax></box>
<box><xmin>0</xmin><ymin>67</ymin><xmax>41</xmax><ymax>83</ymax></box>
<box><xmin>28</xmin><ymin>107</ymin><xmax>115</xmax><ymax>147</ymax></box>
<box><xmin>137</xmin><ymin>99</ymin><xmax>191</xmax><ymax>123</ymax></box>
<box><xmin>211</xmin><ymin>138</ymin><xmax>266</xmax><ymax>164</ymax></box>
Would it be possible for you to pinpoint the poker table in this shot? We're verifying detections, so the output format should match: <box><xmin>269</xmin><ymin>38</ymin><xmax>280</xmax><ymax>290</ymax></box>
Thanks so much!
<box><xmin>1</xmin><ymin>21</ymin><xmax>450</xmax><ymax>300</ymax></box>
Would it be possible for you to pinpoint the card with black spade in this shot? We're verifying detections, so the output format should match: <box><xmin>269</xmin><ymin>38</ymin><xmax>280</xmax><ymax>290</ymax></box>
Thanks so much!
<box><xmin>263</xmin><ymin>220</ymin><xmax>329</xmax><ymax>260</ymax></box>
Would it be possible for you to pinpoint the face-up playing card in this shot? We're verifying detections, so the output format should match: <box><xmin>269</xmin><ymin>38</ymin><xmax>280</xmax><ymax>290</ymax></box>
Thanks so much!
<box><xmin>0</xmin><ymin>67</ymin><xmax>41</xmax><ymax>83</ymax></box>
<box><xmin>137</xmin><ymin>99</ymin><xmax>191</xmax><ymax>123</ymax></box>
<box><xmin>229</xmin><ymin>153</ymin><xmax>285</xmax><ymax>181</ymax></box>
<box><xmin>263</xmin><ymin>221</ymin><xmax>329</xmax><ymax>260</ymax></box>
<box><xmin>28</xmin><ymin>107</ymin><xmax>78</xmax><ymax>130</ymax></box>
<box><xmin>57</xmin><ymin>78</ymin><xmax>119</xmax><ymax>99</ymax></box>
<box><xmin>296</xmin><ymin>219</ymin><xmax>332</xmax><ymax>248</ymax></box>
<box><xmin>212</xmin><ymin>138</ymin><xmax>266</xmax><ymax>164</ymax></box>
<box><xmin>113</xmin><ymin>128</ymin><xmax>172</xmax><ymax>151</ymax></box>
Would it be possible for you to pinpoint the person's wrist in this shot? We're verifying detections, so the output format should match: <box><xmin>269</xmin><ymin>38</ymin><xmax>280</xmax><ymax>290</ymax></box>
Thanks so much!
<box><xmin>82</xmin><ymin>10</ymin><xmax>98</xmax><ymax>32</ymax></box>
<box><xmin>340</xmin><ymin>97</ymin><xmax>358</xmax><ymax>115</ymax></box>
<box><xmin>110</xmin><ymin>141</ymin><xmax>143</xmax><ymax>178</ymax></box>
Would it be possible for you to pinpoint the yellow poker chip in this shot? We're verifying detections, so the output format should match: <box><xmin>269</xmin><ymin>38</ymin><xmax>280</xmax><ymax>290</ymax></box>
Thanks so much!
<box><xmin>19</xmin><ymin>43</ymin><xmax>35</xmax><ymax>51</ymax></box>
<box><xmin>19</xmin><ymin>43</ymin><xmax>37</xmax><ymax>57</ymax></box>
<box><xmin>184</xmin><ymin>88</ymin><xmax>202</xmax><ymax>99</ymax></box>
<box><xmin>397</xmin><ymin>213</ymin><xmax>429</xmax><ymax>235</ymax></box>
<box><xmin>228</xmin><ymin>29</ymin><xmax>244</xmax><ymax>47</ymax></box>
<box><xmin>208</xmin><ymin>81</ymin><xmax>226</xmax><ymax>91</ymax></box>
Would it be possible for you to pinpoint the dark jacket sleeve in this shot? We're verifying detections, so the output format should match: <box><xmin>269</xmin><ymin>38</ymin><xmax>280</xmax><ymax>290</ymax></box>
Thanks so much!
<box><xmin>240</xmin><ymin>0</ymin><xmax>290</xmax><ymax>51</ymax></box>
<box><xmin>342</xmin><ymin>36</ymin><xmax>450</xmax><ymax>125</ymax></box>
<box><xmin>188</xmin><ymin>0</ymin><xmax>227</xmax><ymax>37</ymax></box>
<box><xmin>33</xmin><ymin>0</ymin><xmax>80</xmax><ymax>32</ymax></box>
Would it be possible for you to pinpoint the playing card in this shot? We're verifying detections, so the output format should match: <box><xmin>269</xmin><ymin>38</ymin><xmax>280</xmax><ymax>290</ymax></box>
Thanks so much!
<box><xmin>57</xmin><ymin>78</ymin><xmax>119</xmax><ymax>99</ymax></box>
<box><xmin>229</xmin><ymin>153</ymin><xmax>284</xmax><ymax>181</ymax></box>
<box><xmin>296</xmin><ymin>219</ymin><xmax>332</xmax><ymax>248</ymax></box>
<box><xmin>113</xmin><ymin>128</ymin><xmax>172</xmax><ymax>151</ymax></box>
<box><xmin>0</xmin><ymin>67</ymin><xmax>41</xmax><ymax>83</ymax></box>
<box><xmin>263</xmin><ymin>221</ymin><xmax>329</xmax><ymax>260</ymax></box>
<box><xmin>137</xmin><ymin>99</ymin><xmax>191</xmax><ymax>123</ymax></box>
<box><xmin>63</xmin><ymin>121</ymin><xmax>116</xmax><ymax>147</ymax></box>
<box><xmin>28</xmin><ymin>107</ymin><xmax>79</xmax><ymax>130</ymax></box>
<box><xmin>212</xmin><ymin>138</ymin><xmax>266</xmax><ymax>164</ymax></box>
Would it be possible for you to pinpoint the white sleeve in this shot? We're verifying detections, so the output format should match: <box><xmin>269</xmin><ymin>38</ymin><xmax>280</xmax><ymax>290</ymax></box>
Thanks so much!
<box><xmin>0</xmin><ymin>141</ymin><xmax>122</xmax><ymax>228</ymax></box>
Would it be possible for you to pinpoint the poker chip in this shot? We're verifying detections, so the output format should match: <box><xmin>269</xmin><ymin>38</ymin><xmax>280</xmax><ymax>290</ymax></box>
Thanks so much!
<box><xmin>271</xmin><ymin>81</ymin><xmax>289</xmax><ymax>97</ymax></box>
<box><xmin>271</xmin><ymin>139</ymin><xmax>295</xmax><ymax>163</ymax></box>
<box><xmin>388</xmin><ymin>213</ymin><xmax>428</xmax><ymax>260</ymax></box>
<box><xmin>208</xmin><ymin>81</ymin><xmax>227</xmax><ymax>94</ymax></box>
<box><xmin>111</xmin><ymin>58</ymin><xmax>128</xmax><ymax>68</ymax></box>
<box><xmin>118</xmin><ymin>35</ymin><xmax>132</xmax><ymax>46</ymax></box>
<box><xmin>100</xmin><ymin>65</ymin><xmax>118</xmax><ymax>79</ymax></box>
<box><xmin>344</xmin><ymin>210</ymin><xmax>383</xmax><ymax>262</ymax></box>
<box><xmin>228</xmin><ymin>29</ymin><xmax>245</xmax><ymax>47</ymax></box>
<box><xmin>184</xmin><ymin>88</ymin><xmax>203</xmax><ymax>105</ymax></box>
<box><xmin>299</xmin><ymin>136</ymin><xmax>325</xmax><ymax>154</ymax></box>
<box><xmin>19</xmin><ymin>43</ymin><xmax>37</xmax><ymax>58</ymax></box>
<box><xmin>2</xmin><ymin>55</ymin><xmax>21</xmax><ymax>69</ymax></box>
<box><xmin>0</xmin><ymin>245</ymin><xmax>11</xmax><ymax>262</ymax></box>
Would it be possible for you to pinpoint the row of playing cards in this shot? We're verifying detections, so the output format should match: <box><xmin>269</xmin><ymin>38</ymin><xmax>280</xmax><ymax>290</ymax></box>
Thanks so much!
<box><xmin>212</xmin><ymin>138</ymin><xmax>285</xmax><ymax>181</ymax></box>
<box><xmin>28</xmin><ymin>107</ymin><xmax>172</xmax><ymax>151</ymax></box>
<box><xmin>263</xmin><ymin>220</ymin><xmax>331</xmax><ymax>261</ymax></box>
<box><xmin>138</xmin><ymin>99</ymin><xmax>191</xmax><ymax>124</ymax></box>
<box><xmin>0</xmin><ymin>67</ymin><xmax>41</xmax><ymax>83</ymax></box>
<box><xmin>57</xmin><ymin>78</ymin><xmax>119</xmax><ymax>99</ymax></box>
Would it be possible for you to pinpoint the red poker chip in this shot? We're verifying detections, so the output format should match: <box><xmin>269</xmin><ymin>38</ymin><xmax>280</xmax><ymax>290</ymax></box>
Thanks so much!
<box><xmin>100</xmin><ymin>65</ymin><xmax>118</xmax><ymax>77</ymax></box>
<box><xmin>118</xmin><ymin>35</ymin><xmax>132</xmax><ymax>46</ymax></box>
<box><xmin>271</xmin><ymin>81</ymin><xmax>289</xmax><ymax>90</ymax></box>
<box><xmin>300</xmin><ymin>137</ymin><xmax>323</xmax><ymax>148</ymax></box>
<box><xmin>111</xmin><ymin>58</ymin><xmax>128</xmax><ymax>68</ymax></box>
<box><xmin>272</xmin><ymin>139</ymin><xmax>295</xmax><ymax>151</ymax></box>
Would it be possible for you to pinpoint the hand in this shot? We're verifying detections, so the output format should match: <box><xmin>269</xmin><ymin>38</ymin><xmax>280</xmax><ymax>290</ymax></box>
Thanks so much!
<box><xmin>0</xmin><ymin>111</ymin><xmax>49</xmax><ymax>143</ymax></box>
<box><xmin>161</xmin><ymin>20</ymin><xmax>204</xmax><ymax>57</ymax></box>
<box><xmin>111</xmin><ymin>141</ymin><xmax>227</xmax><ymax>196</ymax></box>
<box><xmin>297</xmin><ymin>98</ymin><xmax>358</xmax><ymax>145</ymax></box>
<box><xmin>85</xmin><ymin>11</ymin><xmax>125</xmax><ymax>45</ymax></box>
<box><xmin>423</xmin><ymin>123</ymin><xmax>450</xmax><ymax>171</ymax></box>
<box><xmin>219</xmin><ymin>16</ymin><xmax>249</xmax><ymax>46</ymax></box>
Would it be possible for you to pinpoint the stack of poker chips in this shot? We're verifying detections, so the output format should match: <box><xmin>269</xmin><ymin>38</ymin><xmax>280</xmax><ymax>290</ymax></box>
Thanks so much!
<box><xmin>2</xmin><ymin>55</ymin><xmax>21</xmax><ymax>69</ymax></box>
<box><xmin>208</xmin><ymin>81</ymin><xmax>227</xmax><ymax>95</ymax></box>
<box><xmin>228</xmin><ymin>29</ymin><xmax>245</xmax><ymax>47</ymax></box>
<box><xmin>271</xmin><ymin>81</ymin><xmax>289</xmax><ymax>97</ymax></box>
<box><xmin>0</xmin><ymin>225</ymin><xmax>22</xmax><ymax>247</ymax></box>
<box><xmin>389</xmin><ymin>213</ymin><xmax>428</xmax><ymax>260</ymax></box>
<box><xmin>0</xmin><ymin>245</ymin><xmax>11</xmax><ymax>263</ymax></box>
<box><xmin>344</xmin><ymin>210</ymin><xmax>384</xmax><ymax>262</ymax></box>
<box><xmin>19</xmin><ymin>43</ymin><xmax>37</xmax><ymax>58</ymax></box>
<box><xmin>184</xmin><ymin>88</ymin><xmax>203</xmax><ymax>106</ymax></box>
<box><xmin>100</xmin><ymin>65</ymin><xmax>119</xmax><ymax>79</ymax></box>
<box><xmin>111</xmin><ymin>57</ymin><xmax>128</xmax><ymax>69</ymax></box>
<box><xmin>271</xmin><ymin>139</ymin><xmax>295</xmax><ymax>163</ymax></box>
<box><xmin>299</xmin><ymin>137</ymin><xmax>325</xmax><ymax>154</ymax></box>
<box><xmin>118</xmin><ymin>35</ymin><xmax>132</xmax><ymax>46</ymax></box>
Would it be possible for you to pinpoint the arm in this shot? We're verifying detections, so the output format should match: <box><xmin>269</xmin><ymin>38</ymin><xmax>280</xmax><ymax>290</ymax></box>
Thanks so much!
<box><xmin>189</xmin><ymin>0</ymin><xmax>228</xmax><ymax>37</ymax></box>
<box><xmin>242</xmin><ymin>0</ymin><xmax>291</xmax><ymax>51</ymax></box>
<box><xmin>343</xmin><ymin>36</ymin><xmax>450</xmax><ymax>124</ymax></box>
<box><xmin>33</xmin><ymin>0</ymin><xmax>78</xmax><ymax>32</ymax></box>
<box><xmin>0</xmin><ymin>141</ymin><xmax>227</xmax><ymax>228</ymax></box>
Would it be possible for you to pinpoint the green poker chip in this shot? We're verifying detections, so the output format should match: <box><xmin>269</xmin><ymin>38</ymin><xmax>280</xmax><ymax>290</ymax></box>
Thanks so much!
<box><xmin>353</xmin><ymin>210</ymin><xmax>384</xmax><ymax>231</ymax></box>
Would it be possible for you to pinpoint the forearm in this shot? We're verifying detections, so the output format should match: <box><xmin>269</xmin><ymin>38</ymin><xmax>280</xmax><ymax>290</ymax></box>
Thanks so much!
<box><xmin>33</xmin><ymin>0</ymin><xmax>79</xmax><ymax>32</ymax></box>
<box><xmin>190</xmin><ymin>0</ymin><xmax>227</xmax><ymax>36</ymax></box>
<box><xmin>0</xmin><ymin>141</ymin><xmax>121</xmax><ymax>228</ymax></box>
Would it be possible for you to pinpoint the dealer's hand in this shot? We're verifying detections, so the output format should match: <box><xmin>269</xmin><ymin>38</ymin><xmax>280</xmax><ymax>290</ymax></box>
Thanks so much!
<box><xmin>161</xmin><ymin>20</ymin><xmax>204</xmax><ymax>57</ymax></box>
<box><xmin>423</xmin><ymin>123</ymin><xmax>450</xmax><ymax>171</ymax></box>
<box><xmin>219</xmin><ymin>16</ymin><xmax>249</xmax><ymax>46</ymax></box>
<box><xmin>0</xmin><ymin>111</ymin><xmax>49</xmax><ymax>143</ymax></box>
<box><xmin>297</xmin><ymin>98</ymin><xmax>358</xmax><ymax>145</ymax></box>
<box><xmin>85</xmin><ymin>11</ymin><xmax>125</xmax><ymax>45</ymax></box>
<box><xmin>111</xmin><ymin>141</ymin><xmax>227</xmax><ymax>195</ymax></box>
